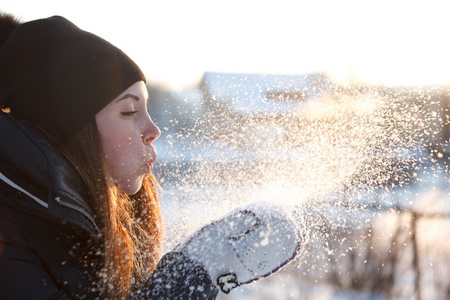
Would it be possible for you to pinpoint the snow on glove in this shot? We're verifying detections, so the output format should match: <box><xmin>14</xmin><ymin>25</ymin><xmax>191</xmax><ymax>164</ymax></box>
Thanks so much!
<box><xmin>175</xmin><ymin>202</ymin><xmax>305</xmax><ymax>294</ymax></box>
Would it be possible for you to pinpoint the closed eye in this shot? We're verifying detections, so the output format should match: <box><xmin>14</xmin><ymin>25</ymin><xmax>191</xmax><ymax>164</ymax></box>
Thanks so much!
<box><xmin>121</xmin><ymin>111</ymin><xmax>138</xmax><ymax>116</ymax></box>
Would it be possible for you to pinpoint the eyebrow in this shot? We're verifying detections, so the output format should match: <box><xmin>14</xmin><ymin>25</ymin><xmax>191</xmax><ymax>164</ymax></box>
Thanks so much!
<box><xmin>116</xmin><ymin>94</ymin><xmax>140</xmax><ymax>102</ymax></box>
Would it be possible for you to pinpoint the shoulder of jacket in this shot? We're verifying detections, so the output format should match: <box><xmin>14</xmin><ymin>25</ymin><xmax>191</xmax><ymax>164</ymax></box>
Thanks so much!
<box><xmin>0</xmin><ymin>112</ymin><xmax>100</xmax><ymax>238</ymax></box>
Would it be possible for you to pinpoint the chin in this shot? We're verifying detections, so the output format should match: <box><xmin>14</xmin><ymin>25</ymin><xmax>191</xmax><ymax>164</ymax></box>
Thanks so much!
<box><xmin>125</xmin><ymin>187</ymin><xmax>140</xmax><ymax>196</ymax></box>
<box><xmin>125</xmin><ymin>178</ymin><xmax>144</xmax><ymax>196</ymax></box>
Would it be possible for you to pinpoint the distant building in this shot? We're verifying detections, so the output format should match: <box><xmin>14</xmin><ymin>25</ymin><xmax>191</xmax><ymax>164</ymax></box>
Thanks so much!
<box><xmin>200</xmin><ymin>71</ymin><xmax>334</xmax><ymax>141</ymax></box>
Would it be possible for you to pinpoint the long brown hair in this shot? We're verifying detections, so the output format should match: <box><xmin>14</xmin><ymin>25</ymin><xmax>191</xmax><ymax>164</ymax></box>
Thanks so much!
<box><xmin>61</xmin><ymin>119</ymin><xmax>163</xmax><ymax>297</ymax></box>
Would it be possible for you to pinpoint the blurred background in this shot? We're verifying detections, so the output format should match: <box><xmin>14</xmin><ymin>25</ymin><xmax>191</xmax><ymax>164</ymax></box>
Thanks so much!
<box><xmin>3</xmin><ymin>1</ymin><xmax>450</xmax><ymax>299</ymax></box>
<box><xmin>3</xmin><ymin>0</ymin><xmax>450</xmax><ymax>89</ymax></box>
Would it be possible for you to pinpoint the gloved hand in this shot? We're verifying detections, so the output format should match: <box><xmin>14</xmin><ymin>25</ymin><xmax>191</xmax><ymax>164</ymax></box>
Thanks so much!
<box><xmin>175</xmin><ymin>202</ymin><xmax>305</xmax><ymax>294</ymax></box>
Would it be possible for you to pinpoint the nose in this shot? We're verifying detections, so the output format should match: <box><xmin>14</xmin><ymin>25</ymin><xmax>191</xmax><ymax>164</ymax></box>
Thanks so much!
<box><xmin>142</xmin><ymin>117</ymin><xmax>161</xmax><ymax>145</ymax></box>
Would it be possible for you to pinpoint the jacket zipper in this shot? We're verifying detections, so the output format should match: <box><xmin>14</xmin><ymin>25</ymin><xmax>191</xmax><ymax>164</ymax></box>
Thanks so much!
<box><xmin>0</xmin><ymin>171</ymin><xmax>49</xmax><ymax>208</ymax></box>
<box><xmin>0</xmin><ymin>172</ymin><xmax>100</xmax><ymax>235</ymax></box>
<box><xmin>55</xmin><ymin>196</ymin><xmax>100</xmax><ymax>234</ymax></box>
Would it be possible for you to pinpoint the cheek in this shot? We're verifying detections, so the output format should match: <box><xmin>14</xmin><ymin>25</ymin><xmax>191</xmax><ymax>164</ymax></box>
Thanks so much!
<box><xmin>103</xmin><ymin>134</ymin><xmax>132</xmax><ymax>163</ymax></box>
<box><xmin>96</xmin><ymin>116</ymin><xmax>144</xmax><ymax>175</ymax></box>
<box><xmin>102</xmin><ymin>131</ymin><xmax>143</xmax><ymax>172</ymax></box>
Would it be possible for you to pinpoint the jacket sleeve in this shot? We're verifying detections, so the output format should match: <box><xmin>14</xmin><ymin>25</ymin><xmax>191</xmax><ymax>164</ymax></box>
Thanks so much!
<box><xmin>0</xmin><ymin>204</ymin><xmax>219</xmax><ymax>300</ymax></box>
<box><xmin>135</xmin><ymin>252</ymin><xmax>219</xmax><ymax>300</ymax></box>
<box><xmin>0</xmin><ymin>208</ymin><xmax>71</xmax><ymax>300</ymax></box>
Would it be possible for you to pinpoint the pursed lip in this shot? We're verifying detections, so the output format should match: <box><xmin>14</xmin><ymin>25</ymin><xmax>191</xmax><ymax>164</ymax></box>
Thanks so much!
<box><xmin>145</xmin><ymin>148</ymin><xmax>157</xmax><ymax>173</ymax></box>
<box><xmin>145</xmin><ymin>161</ymin><xmax>155</xmax><ymax>174</ymax></box>
<box><xmin>147</xmin><ymin>157</ymin><xmax>157</xmax><ymax>166</ymax></box>
<box><xmin>148</xmin><ymin>146</ymin><xmax>157</xmax><ymax>165</ymax></box>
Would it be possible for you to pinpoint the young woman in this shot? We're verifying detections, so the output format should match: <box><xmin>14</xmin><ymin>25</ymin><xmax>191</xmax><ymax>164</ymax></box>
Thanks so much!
<box><xmin>0</xmin><ymin>13</ymin><xmax>303</xmax><ymax>299</ymax></box>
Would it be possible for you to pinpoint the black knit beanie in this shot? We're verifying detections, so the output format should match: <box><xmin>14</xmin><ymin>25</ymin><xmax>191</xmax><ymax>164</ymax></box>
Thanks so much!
<box><xmin>0</xmin><ymin>14</ymin><xmax>145</xmax><ymax>141</ymax></box>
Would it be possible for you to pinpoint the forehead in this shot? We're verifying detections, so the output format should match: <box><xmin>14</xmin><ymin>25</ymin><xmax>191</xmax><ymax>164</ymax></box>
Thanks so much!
<box><xmin>96</xmin><ymin>82</ymin><xmax>148</xmax><ymax>118</ymax></box>
<box><xmin>114</xmin><ymin>81</ymin><xmax>148</xmax><ymax>103</ymax></box>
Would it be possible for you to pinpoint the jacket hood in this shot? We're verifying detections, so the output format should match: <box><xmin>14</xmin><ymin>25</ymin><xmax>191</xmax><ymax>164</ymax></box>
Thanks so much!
<box><xmin>0</xmin><ymin>111</ymin><xmax>99</xmax><ymax>237</ymax></box>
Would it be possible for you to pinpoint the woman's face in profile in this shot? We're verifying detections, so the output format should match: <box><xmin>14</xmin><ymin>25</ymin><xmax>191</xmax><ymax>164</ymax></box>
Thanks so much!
<box><xmin>95</xmin><ymin>81</ymin><xmax>160</xmax><ymax>195</ymax></box>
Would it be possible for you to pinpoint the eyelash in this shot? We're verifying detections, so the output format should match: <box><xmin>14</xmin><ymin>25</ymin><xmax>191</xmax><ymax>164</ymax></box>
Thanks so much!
<box><xmin>121</xmin><ymin>110</ymin><xmax>138</xmax><ymax>116</ymax></box>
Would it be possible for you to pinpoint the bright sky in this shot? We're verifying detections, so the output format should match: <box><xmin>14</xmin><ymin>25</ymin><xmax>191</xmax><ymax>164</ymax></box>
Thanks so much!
<box><xmin>2</xmin><ymin>0</ymin><xmax>450</xmax><ymax>89</ymax></box>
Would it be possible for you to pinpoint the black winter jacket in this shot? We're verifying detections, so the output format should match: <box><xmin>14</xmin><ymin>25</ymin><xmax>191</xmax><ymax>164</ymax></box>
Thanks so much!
<box><xmin>0</xmin><ymin>112</ymin><xmax>219</xmax><ymax>299</ymax></box>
